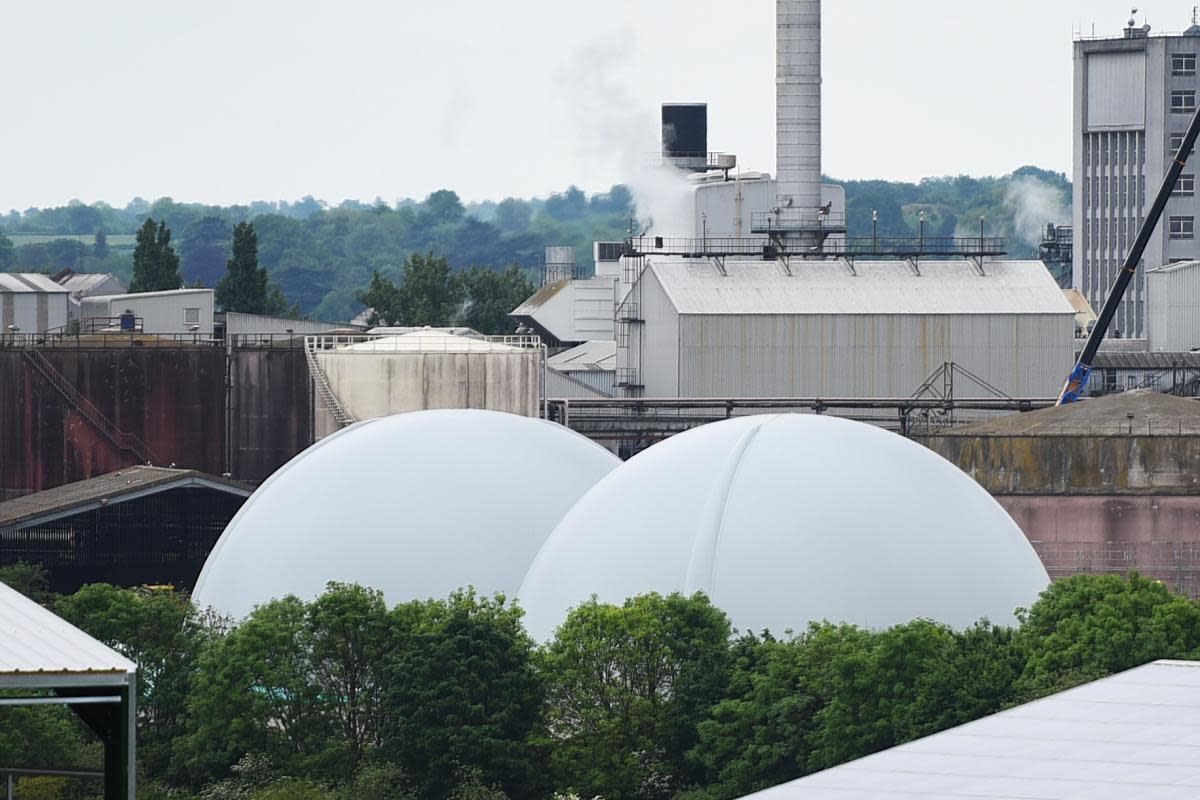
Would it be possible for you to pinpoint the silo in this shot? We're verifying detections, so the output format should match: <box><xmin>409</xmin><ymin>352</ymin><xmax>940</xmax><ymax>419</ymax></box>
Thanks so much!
<box><xmin>311</xmin><ymin>330</ymin><xmax>542</xmax><ymax>438</ymax></box>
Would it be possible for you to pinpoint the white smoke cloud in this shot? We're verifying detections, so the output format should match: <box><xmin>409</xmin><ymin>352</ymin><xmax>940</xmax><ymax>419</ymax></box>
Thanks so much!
<box><xmin>1004</xmin><ymin>175</ymin><xmax>1069</xmax><ymax>249</ymax></box>
<box><xmin>552</xmin><ymin>36</ymin><xmax>695</xmax><ymax>236</ymax></box>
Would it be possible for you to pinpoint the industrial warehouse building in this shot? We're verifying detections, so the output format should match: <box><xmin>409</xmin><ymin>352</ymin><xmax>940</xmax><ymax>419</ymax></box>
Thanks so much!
<box><xmin>80</xmin><ymin>288</ymin><xmax>215</xmax><ymax>336</ymax></box>
<box><xmin>0</xmin><ymin>466</ymin><xmax>250</xmax><ymax>593</ymax></box>
<box><xmin>616</xmin><ymin>258</ymin><xmax>1077</xmax><ymax>398</ymax></box>
<box><xmin>0</xmin><ymin>273</ymin><xmax>69</xmax><ymax>334</ymax></box>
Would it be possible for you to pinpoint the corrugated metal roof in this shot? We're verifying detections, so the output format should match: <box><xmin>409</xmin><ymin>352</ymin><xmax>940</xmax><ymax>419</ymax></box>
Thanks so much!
<box><xmin>743</xmin><ymin>659</ymin><xmax>1200</xmax><ymax>799</ymax></box>
<box><xmin>548</xmin><ymin>340</ymin><xmax>616</xmax><ymax>371</ymax></box>
<box><xmin>0</xmin><ymin>466</ymin><xmax>251</xmax><ymax>530</ymax></box>
<box><xmin>646</xmin><ymin>258</ymin><xmax>1075</xmax><ymax>316</ymax></box>
<box><xmin>56</xmin><ymin>273</ymin><xmax>126</xmax><ymax>297</ymax></box>
<box><xmin>0</xmin><ymin>580</ymin><xmax>136</xmax><ymax>676</ymax></box>
<box><xmin>0</xmin><ymin>273</ymin><xmax>70</xmax><ymax>293</ymax></box>
<box><xmin>512</xmin><ymin>280</ymin><xmax>570</xmax><ymax>315</ymax></box>
<box><xmin>1148</xmin><ymin>260</ymin><xmax>1200</xmax><ymax>275</ymax></box>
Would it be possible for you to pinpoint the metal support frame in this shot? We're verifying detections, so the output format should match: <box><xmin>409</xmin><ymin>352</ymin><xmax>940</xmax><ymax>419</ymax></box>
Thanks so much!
<box><xmin>0</xmin><ymin>677</ymin><xmax>135</xmax><ymax>800</ymax></box>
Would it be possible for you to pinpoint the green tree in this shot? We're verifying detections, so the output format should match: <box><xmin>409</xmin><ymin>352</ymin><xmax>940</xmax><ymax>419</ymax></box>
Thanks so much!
<box><xmin>493</xmin><ymin>198</ymin><xmax>532</xmax><ymax>234</ymax></box>
<box><xmin>216</xmin><ymin>222</ymin><xmax>289</xmax><ymax>315</ymax></box>
<box><xmin>181</xmin><ymin>596</ymin><xmax>332</xmax><ymax>785</ymax></box>
<box><xmin>0</xmin><ymin>231</ymin><xmax>13</xmax><ymax>270</ymax></box>
<box><xmin>1014</xmin><ymin>572</ymin><xmax>1200</xmax><ymax>699</ymax></box>
<box><xmin>398</xmin><ymin>252</ymin><xmax>462</xmax><ymax>326</ymax></box>
<box><xmin>458</xmin><ymin>265</ymin><xmax>534</xmax><ymax>334</ymax></box>
<box><xmin>55</xmin><ymin>584</ymin><xmax>213</xmax><ymax>780</ymax></box>
<box><xmin>307</xmin><ymin>583</ymin><xmax>390</xmax><ymax>766</ymax></box>
<box><xmin>356</xmin><ymin>271</ymin><xmax>404</xmax><ymax>327</ymax></box>
<box><xmin>93</xmin><ymin>228</ymin><xmax>110</xmax><ymax>260</ymax></box>
<box><xmin>130</xmin><ymin>218</ymin><xmax>183</xmax><ymax>292</ymax></box>
<box><xmin>542</xmin><ymin>592</ymin><xmax>733</xmax><ymax>800</ymax></box>
<box><xmin>686</xmin><ymin>625</ymin><xmax>871</xmax><ymax>799</ymax></box>
<box><xmin>0</xmin><ymin>561</ymin><xmax>52</xmax><ymax>604</ymax></box>
<box><xmin>382</xmin><ymin>591</ymin><xmax>545</xmax><ymax>800</ymax></box>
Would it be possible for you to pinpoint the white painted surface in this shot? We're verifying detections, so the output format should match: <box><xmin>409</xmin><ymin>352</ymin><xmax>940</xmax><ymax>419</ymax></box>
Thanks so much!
<box><xmin>519</xmin><ymin>414</ymin><xmax>1049</xmax><ymax>641</ymax></box>
<box><xmin>0</xmin><ymin>580</ymin><xmax>136</xmax><ymax>676</ymax></box>
<box><xmin>193</xmin><ymin>410</ymin><xmax>621</xmax><ymax>621</ymax></box>
<box><xmin>741</xmin><ymin>660</ymin><xmax>1200</xmax><ymax>799</ymax></box>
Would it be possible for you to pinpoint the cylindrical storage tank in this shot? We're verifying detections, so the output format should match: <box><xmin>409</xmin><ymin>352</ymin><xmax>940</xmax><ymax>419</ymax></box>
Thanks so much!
<box><xmin>314</xmin><ymin>331</ymin><xmax>541</xmax><ymax>438</ymax></box>
<box><xmin>662</xmin><ymin>103</ymin><xmax>708</xmax><ymax>170</ymax></box>
<box><xmin>776</xmin><ymin>0</ymin><xmax>821</xmax><ymax>211</ymax></box>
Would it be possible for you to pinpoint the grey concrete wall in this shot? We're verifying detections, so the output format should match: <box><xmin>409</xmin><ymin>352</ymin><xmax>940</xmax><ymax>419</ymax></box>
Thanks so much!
<box><xmin>316</xmin><ymin>351</ymin><xmax>540</xmax><ymax>438</ymax></box>
<box><xmin>923</xmin><ymin>433</ymin><xmax>1200</xmax><ymax>494</ymax></box>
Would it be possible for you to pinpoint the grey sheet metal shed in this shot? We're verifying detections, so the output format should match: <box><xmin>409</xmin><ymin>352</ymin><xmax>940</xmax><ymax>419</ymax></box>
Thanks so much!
<box><xmin>0</xmin><ymin>580</ymin><xmax>136</xmax><ymax>800</ymax></box>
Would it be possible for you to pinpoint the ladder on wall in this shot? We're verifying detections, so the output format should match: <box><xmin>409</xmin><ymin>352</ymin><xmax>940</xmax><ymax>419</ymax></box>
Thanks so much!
<box><xmin>21</xmin><ymin>347</ymin><xmax>161</xmax><ymax>465</ymax></box>
<box><xmin>303</xmin><ymin>337</ymin><xmax>357</xmax><ymax>428</ymax></box>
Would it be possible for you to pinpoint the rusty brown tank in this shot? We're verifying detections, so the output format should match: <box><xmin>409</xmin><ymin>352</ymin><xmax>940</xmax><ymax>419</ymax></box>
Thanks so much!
<box><xmin>923</xmin><ymin>391</ymin><xmax>1200</xmax><ymax>596</ymax></box>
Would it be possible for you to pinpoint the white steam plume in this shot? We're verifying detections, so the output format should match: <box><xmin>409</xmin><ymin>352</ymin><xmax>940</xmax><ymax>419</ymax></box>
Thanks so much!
<box><xmin>1004</xmin><ymin>175</ymin><xmax>1069</xmax><ymax>249</ymax></box>
<box><xmin>553</xmin><ymin>37</ymin><xmax>695</xmax><ymax>236</ymax></box>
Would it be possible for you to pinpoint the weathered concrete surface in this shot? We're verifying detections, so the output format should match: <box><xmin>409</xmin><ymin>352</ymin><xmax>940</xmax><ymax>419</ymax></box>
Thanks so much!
<box><xmin>1005</xmin><ymin>494</ymin><xmax>1200</xmax><ymax>598</ymax></box>
<box><xmin>922</xmin><ymin>391</ymin><xmax>1200</xmax><ymax>494</ymax></box>
<box><xmin>315</xmin><ymin>351</ymin><xmax>541</xmax><ymax>439</ymax></box>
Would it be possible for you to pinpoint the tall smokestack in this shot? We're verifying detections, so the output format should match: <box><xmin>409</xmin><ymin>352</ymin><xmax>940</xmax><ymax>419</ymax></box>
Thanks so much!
<box><xmin>776</xmin><ymin>0</ymin><xmax>821</xmax><ymax>212</ymax></box>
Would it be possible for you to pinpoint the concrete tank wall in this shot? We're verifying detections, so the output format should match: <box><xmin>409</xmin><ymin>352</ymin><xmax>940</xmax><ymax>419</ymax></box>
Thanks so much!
<box><xmin>315</xmin><ymin>350</ymin><xmax>541</xmax><ymax>439</ymax></box>
<box><xmin>0</xmin><ymin>346</ymin><xmax>224</xmax><ymax>496</ymax></box>
<box><xmin>922</xmin><ymin>434</ymin><xmax>1200</xmax><ymax>494</ymax></box>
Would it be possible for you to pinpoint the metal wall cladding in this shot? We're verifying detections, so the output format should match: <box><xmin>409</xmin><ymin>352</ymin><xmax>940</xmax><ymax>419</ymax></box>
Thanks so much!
<box><xmin>0</xmin><ymin>347</ymin><xmax>225</xmax><ymax>495</ymax></box>
<box><xmin>1086</xmin><ymin>49</ymin><xmax>1147</xmax><ymax>129</ymax></box>
<box><xmin>1148</xmin><ymin>262</ymin><xmax>1200</xmax><ymax>352</ymax></box>
<box><xmin>674</xmin><ymin>313</ymin><xmax>1074</xmax><ymax>398</ymax></box>
<box><xmin>544</xmin><ymin>368</ymin><xmax>613</xmax><ymax>399</ymax></box>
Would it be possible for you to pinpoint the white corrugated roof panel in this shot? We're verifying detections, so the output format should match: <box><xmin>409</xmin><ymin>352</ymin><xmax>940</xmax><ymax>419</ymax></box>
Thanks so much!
<box><xmin>547</xmin><ymin>340</ymin><xmax>616</xmax><ymax>371</ymax></box>
<box><xmin>0</xmin><ymin>581</ymin><xmax>136</xmax><ymax>676</ymax></box>
<box><xmin>646</xmin><ymin>258</ymin><xmax>1075</xmax><ymax>316</ymax></box>
<box><xmin>0</xmin><ymin>273</ymin><xmax>70</xmax><ymax>293</ymax></box>
<box><xmin>741</xmin><ymin>659</ymin><xmax>1200</xmax><ymax>799</ymax></box>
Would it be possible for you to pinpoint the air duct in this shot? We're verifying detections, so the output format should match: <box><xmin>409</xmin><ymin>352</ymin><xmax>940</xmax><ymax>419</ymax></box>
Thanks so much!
<box><xmin>776</xmin><ymin>0</ymin><xmax>821</xmax><ymax>212</ymax></box>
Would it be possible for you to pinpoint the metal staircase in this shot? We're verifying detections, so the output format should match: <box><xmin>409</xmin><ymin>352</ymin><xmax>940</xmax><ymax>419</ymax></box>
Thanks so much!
<box><xmin>304</xmin><ymin>336</ymin><xmax>357</xmax><ymax>428</ymax></box>
<box><xmin>21</xmin><ymin>347</ymin><xmax>160</xmax><ymax>465</ymax></box>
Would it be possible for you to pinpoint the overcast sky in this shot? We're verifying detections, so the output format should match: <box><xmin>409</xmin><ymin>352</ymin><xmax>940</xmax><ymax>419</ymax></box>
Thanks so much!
<box><xmin>0</xmin><ymin>1</ymin><xmax>1192</xmax><ymax>211</ymax></box>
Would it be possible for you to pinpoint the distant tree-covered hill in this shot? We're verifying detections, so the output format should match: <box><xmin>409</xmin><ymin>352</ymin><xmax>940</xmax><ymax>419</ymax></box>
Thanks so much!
<box><xmin>0</xmin><ymin>167</ymin><xmax>1070</xmax><ymax>320</ymax></box>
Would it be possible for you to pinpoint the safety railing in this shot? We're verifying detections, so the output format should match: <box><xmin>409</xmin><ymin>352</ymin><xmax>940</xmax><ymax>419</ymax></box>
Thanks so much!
<box><xmin>0</xmin><ymin>332</ymin><xmax>220</xmax><ymax>349</ymax></box>
<box><xmin>304</xmin><ymin>334</ymin><xmax>542</xmax><ymax>353</ymax></box>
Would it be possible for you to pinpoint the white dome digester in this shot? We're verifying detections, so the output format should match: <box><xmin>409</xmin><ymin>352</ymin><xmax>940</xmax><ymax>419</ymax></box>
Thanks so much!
<box><xmin>518</xmin><ymin>414</ymin><xmax>1048</xmax><ymax>640</ymax></box>
<box><xmin>193</xmin><ymin>409</ymin><xmax>621</xmax><ymax>620</ymax></box>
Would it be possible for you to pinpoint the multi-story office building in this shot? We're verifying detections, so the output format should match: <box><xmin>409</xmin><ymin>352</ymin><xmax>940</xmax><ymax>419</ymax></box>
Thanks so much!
<box><xmin>1073</xmin><ymin>16</ymin><xmax>1200</xmax><ymax>337</ymax></box>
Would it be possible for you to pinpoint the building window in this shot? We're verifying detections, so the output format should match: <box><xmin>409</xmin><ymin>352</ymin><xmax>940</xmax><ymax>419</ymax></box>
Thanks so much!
<box><xmin>184</xmin><ymin>307</ymin><xmax>201</xmax><ymax>325</ymax></box>
<box><xmin>1173</xmin><ymin>53</ymin><xmax>1198</xmax><ymax>76</ymax></box>
<box><xmin>1174</xmin><ymin>174</ymin><xmax>1196</xmax><ymax>197</ymax></box>
<box><xmin>1172</xmin><ymin>90</ymin><xmax>1197</xmax><ymax>114</ymax></box>
<box><xmin>1170</xmin><ymin>133</ymin><xmax>1197</xmax><ymax>156</ymax></box>
<box><xmin>1169</xmin><ymin>216</ymin><xmax>1195</xmax><ymax>239</ymax></box>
